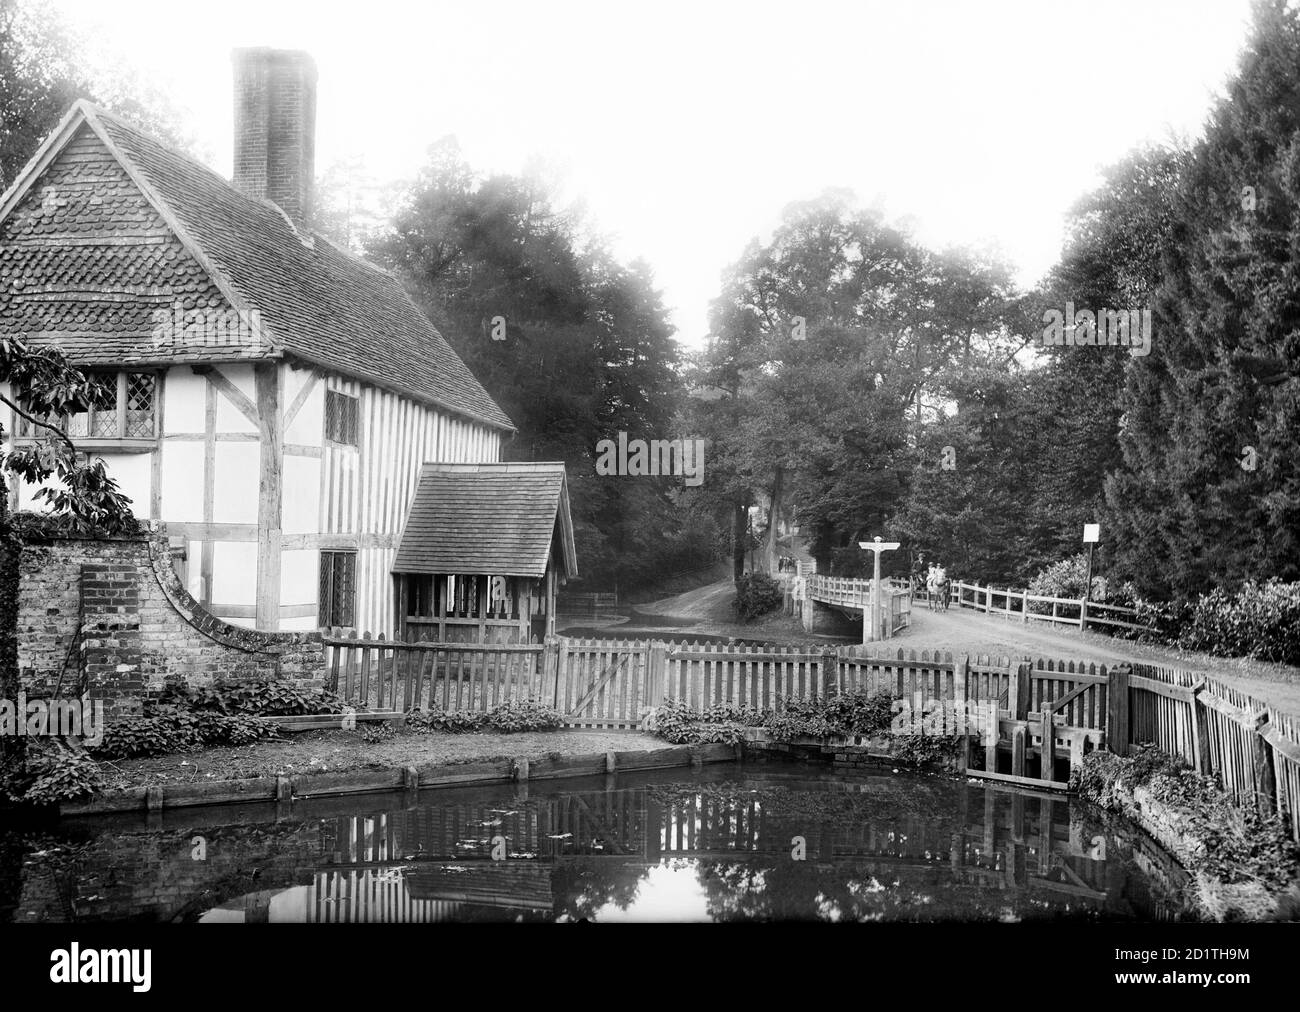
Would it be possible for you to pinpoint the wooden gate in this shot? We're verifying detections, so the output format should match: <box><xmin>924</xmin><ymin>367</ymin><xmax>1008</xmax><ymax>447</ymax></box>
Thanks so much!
<box><xmin>551</xmin><ymin>639</ymin><xmax>652</xmax><ymax>730</ymax></box>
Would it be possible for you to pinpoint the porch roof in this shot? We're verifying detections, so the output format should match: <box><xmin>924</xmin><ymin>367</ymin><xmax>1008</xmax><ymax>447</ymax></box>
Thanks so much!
<box><xmin>392</xmin><ymin>462</ymin><xmax>577</xmax><ymax>580</ymax></box>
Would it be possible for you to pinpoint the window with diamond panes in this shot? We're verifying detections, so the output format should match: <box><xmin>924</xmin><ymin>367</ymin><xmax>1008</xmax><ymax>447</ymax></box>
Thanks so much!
<box><xmin>125</xmin><ymin>374</ymin><xmax>156</xmax><ymax>437</ymax></box>
<box><xmin>319</xmin><ymin>551</ymin><xmax>357</xmax><ymax>628</ymax></box>
<box><xmin>67</xmin><ymin>374</ymin><xmax>118</xmax><ymax>438</ymax></box>
<box><xmin>325</xmin><ymin>390</ymin><xmax>359</xmax><ymax>446</ymax></box>
<box><xmin>21</xmin><ymin>372</ymin><xmax>157</xmax><ymax>441</ymax></box>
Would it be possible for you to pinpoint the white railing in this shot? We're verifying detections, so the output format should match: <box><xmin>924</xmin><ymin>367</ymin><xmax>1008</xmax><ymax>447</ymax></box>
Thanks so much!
<box><xmin>944</xmin><ymin>580</ymin><xmax>1155</xmax><ymax>633</ymax></box>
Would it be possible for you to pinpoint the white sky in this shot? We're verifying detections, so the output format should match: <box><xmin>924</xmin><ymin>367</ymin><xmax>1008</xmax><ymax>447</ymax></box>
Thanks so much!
<box><xmin>51</xmin><ymin>0</ymin><xmax>1255</xmax><ymax>347</ymax></box>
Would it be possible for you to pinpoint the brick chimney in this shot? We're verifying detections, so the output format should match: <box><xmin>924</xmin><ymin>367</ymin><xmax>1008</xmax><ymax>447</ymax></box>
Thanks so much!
<box><xmin>231</xmin><ymin>48</ymin><xmax>317</xmax><ymax>228</ymax></box>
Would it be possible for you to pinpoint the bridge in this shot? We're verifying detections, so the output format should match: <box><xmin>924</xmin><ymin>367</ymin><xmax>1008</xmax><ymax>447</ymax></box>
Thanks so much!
<box><xmin>785</xmin><ymin>573</ymin><xmax>913</xmax><ymax>641</ymax></box>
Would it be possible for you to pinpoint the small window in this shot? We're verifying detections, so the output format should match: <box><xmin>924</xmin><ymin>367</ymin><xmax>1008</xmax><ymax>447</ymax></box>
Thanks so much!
<box><xmin>319</xmin><ymin>551</ymin><xmax>357</xmax><ymax>628</ymax></box>
<box><xmin>18</xmin><ymin>371</ymin><xmax>156</xmax><ymax>441</ymax></box>
<box><xmin>325</xmin><ymin>390</ymin><xmax>360</xmax><ymax>446</ymax></box>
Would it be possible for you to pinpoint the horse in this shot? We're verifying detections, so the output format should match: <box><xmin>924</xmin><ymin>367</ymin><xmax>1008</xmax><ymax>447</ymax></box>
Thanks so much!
<box><xmin>926</xmin><ymin>568</ymin><xmax>950</xmax><ymax>611</ymax></box>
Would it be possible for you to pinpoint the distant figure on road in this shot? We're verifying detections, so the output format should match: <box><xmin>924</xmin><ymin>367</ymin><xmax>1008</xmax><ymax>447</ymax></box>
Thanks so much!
<box><xmin>927</xmin><ymin>564</ymin><xmax>950</xmax><ymax>611</ymax></box>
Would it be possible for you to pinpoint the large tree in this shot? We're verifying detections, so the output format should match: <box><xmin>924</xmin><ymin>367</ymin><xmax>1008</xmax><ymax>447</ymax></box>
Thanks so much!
<box><xmin>372</xmin><ymin>141</ymin><xmax>709</xmax><ymax>590</ymax></box>
<box><xmin>699</xmin><ymin>191</ymin><xmax>1019</xmax><ymax>577</ymax></box>
<box><xmin>1104</xmin><ymin>0</ymin><xmax>1300</xmax><ymax>600</ymax></box>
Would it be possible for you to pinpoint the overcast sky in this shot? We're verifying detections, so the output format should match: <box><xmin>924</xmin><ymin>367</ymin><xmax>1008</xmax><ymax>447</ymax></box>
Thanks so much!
<box><xmin>53</xmin><ymin>0</ymin><xmax>1255</xmax><ymax>347</ymax></box>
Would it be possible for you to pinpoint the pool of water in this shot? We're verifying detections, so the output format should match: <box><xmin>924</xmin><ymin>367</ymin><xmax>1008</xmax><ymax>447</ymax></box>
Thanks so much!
<box><xmin>1</xmin><ymin>762</ymin><xmax>1193</xmax><ymax>923</ymax></box>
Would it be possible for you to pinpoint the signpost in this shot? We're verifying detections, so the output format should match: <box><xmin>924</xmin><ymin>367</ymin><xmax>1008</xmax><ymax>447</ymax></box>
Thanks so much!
<box><xmin>1082</xmin><ymin>523</ymin><xmax>1100</xmax><ymax>630</ymax></box>
<box><xmin>859</xmin><ymin>536</ymin><xmax>901</xmax><ymax>643</ymax></box>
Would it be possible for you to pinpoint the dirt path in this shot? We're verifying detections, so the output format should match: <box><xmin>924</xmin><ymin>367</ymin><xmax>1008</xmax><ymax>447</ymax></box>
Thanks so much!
<box><xmin>900</xmin><ymin>603</ymin><xmax>1300</xmax><ymax>713</ymax></box>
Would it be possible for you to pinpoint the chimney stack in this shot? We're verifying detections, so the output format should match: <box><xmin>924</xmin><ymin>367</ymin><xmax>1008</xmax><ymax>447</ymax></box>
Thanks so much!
<box><xmin>231</xmin><ymin>48</ymin><xmax>317</xmax><ymax>229</ymax></box>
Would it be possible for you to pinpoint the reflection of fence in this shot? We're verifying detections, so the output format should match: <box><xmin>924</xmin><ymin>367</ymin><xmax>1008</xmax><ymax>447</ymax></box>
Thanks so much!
<box><xmin>302</xmin><ymin>777</ymin><xmax>1173</xmax><ymax>919</ymax></box>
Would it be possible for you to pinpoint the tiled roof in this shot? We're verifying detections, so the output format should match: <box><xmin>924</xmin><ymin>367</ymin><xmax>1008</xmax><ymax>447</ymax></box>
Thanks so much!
<box><xmin>0</xmin><ymin>126</ymin><xmax>266</xmax><ymax>365</ymax></box>
<box><xmin>393</xmin><ymin>463</ymin><xmax>577</xmax><ymax>579</ymax></box>
<box><xmin>1</xmin><ymin>102</ymin><xmax>514</xmax><ymax>431</ymax></box>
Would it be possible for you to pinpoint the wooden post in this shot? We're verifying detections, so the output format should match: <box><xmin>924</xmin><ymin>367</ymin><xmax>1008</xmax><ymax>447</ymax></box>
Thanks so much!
<box><xmin>1191</xmin><ymin>680</ymin><xmax>1213</xmax><ymax>777</ymax></box>
<box><xmin>1107</xmin><ymin>664</ymin><xmax>1130</xmax><ymax>756</ymax></box>
<box><xmin>1010</xmin><ymin>661</ymin><xmax>1031</xmax><ymax>721</ymax></box>
<box><xmin>954</xmin><ymin>654</ymin><xmax>969</xmax><ymax>770</ymax></box>
<box><xmin>1040</xmin><ymin>709</ymin><xmax>1056</xmax><ymax>783</ymax></box>
<box><xmin>541</xmin><ymin>635</ymin><xmax>560</xmax><ymax>708</ymax></box>
<box><xmin>1253</xmin><ymin>712</ymin><xmax>1278</xmax><ymax>817</ymax></box>
<box><xmin>984</xmin><ymin>585</ymin><xmax>992</xmax><ymax>614</ymax></box>
<box><xmin>1021</xmin><ymin>589</ymin><xmax>1029</xmax><ymax>623</ymax></box>
<box><xmin>647</xmin><ymin>641</ymin><xmax>667</xmax><ymax>711</ymax></box>
<box><xmin>1012</xmin><ymin>724</ymin><xmax>1026</xmax><ymax>776</ymax></box>
<box><xmin>253</xmin><ymin>363</ymin><xmax>282</xmax><ymax>632</ymax></box>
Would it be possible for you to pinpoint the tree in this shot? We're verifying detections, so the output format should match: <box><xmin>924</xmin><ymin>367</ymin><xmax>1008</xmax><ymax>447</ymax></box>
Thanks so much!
<box><xmin>1</xmin><ymin>0</ymin><xmax>189</xmax><ymax>190</ymax></box>
<box><xmin>1104</xmin><ymin>0</ymin><xmax>1300</xmax><ymax>600</ymax></box>
<box><xmin>699</xmin><ymin>191</ymin><xmax>1020</xmax><ymax>578</ymax></box>
<box><xmin>373</xmin><ymin>141</ymin><xmax>707</xmax><ymax>590</ymax></box>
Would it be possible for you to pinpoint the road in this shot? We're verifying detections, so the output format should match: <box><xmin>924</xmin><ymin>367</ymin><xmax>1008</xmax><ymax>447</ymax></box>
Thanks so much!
<box><xmin>634</xmin><ymin>577</ymin><xmax>1300</xmax><ymax>714</ymax></box>
<box><xmin>899</xmin><ymin>598</ymin><xmax>1300</xmax><ymax>713</ymax></box>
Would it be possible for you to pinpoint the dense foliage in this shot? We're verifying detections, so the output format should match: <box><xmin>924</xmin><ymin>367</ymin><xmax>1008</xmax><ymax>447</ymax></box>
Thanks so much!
<box><xmin>406</xmin><ymin>699</ymin><xmax>564</xmax><ymax>735</ymax></box>
<box><xmin>732</xmin><ymin>573</ymin><xmax>783</xmax><ymax>621</ymax></box>
<box><xmin>1175</xmin><ymin>580</ymin><xmax>1300</xmax><ymax>665</ymax></box>
<box><xmin>1075</xmin><ymin>745</ymin><xmax>1299</xmax><ymax>892</ymax></box>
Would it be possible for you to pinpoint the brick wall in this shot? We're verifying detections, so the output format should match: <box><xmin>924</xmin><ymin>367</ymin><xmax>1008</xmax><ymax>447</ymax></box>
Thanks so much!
<box><xmin>17</xmin><ymin>528</ymin><xmax>325</xmax><ymax>715</ymax></box>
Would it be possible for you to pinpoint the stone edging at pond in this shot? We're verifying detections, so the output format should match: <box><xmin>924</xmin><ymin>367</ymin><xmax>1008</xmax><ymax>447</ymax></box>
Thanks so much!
<box><xmin>1074</xmin><ymin>751</ymin><xmax>1300</xmax><ymax>922</ymax></box>
<box><xmin>58</xmin><ymin>742</ymin><xmax>741</xmax><ymax>817</ymax></box>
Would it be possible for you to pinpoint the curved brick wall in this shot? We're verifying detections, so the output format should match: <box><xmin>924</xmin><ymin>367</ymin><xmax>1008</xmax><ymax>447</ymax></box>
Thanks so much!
<box><xmin>17</xmin><ymin>527</ymin><xmax>325</xmax><ymax>716</ymax></box>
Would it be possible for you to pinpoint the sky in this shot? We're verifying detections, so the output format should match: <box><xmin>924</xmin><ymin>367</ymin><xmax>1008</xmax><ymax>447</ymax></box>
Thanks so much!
<box><xmin>51</xmin><ymin>0</ymin><xmax>1257</xmax><ymax>347</ymax></box>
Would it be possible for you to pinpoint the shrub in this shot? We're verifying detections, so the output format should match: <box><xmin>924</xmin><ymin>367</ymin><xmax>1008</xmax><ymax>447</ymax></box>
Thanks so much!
<box><xmin>1176</xmin><ymin>580</ymin><xmax>1300</xmax><ymax>665</ymax></box>
<box><xmin>97</xmin><ymin>707</ymin><xmax>279</xmax><ymax>759</ymax></box>
<box><xmin>1026</xmin><ymin>554</ymin><xmax>1107</xmax><ymax>614</ymax></box>
<box><xmin>487</xmin><ymin>699</ymin><xmax>563</xmax><ymax>733</ymax></box>
<box><xmin>653</xmin><ymin>699</ymin><xmax>752</xmax><ymax>745</ymax></box>
<box><xmin>733</xmin><ymin>573</ymin><xmax>783</xmax><ymax>621</ymax></box>
<box><xmin>161</xmin><ymin>680</ymin><xmax>347</xmax><ymax>717</ymax></box>
<box><xmin>650</xmin><ymin>690</ymin><xmax>894</xmax><ymax>744</ymax></box>
<box><xmin>2</xmin><ymin>740</ymin><xmax>104</xmax><ymax>805</ymax></box>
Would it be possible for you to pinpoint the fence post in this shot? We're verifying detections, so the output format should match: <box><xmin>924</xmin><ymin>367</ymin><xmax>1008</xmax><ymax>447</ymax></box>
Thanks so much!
<box><xmin>1107</xmin><ymin>664</ymin><xmax>1130</xmax><ymax>756</ymax></box>
<box><xmin>1253</xmin><ymin>712</ymin><xmax>1279</xmax><ymax>817</ymax></box>
<box><xmin>541</xmin><ymin>635</ymin><xmax>560</xmax><ymax>708</ymax></box>
<box><xmin>984</xmin><ymin>586</ymin><xmax>992</xmax><ymax>614</ymax></box>
<box><xmin>817</xmin><ymin>647</ymin><xmax>835</xmax><ymax>699</ymax></box>
<box><xmin>1021</xmin><ymin>589</ymin><xmax>1029</xmax><ymax>624</ymax></box>
<box><xmin>647</xmin><ymin>641</ymin><xmax>666</xmax><ymax>708</ymax></box>
<box><xmin>1189</xmin><ymin>681</ymin><xmax>1214</xmax><ymax>777</ymax></box>
<box><xmin>1009</xmin><ymin>660</ymin><xmax>1030</xmax><ymax>721</ymax></box>
<box><xmin>1080</xmin><ymin>594</ymin><xmax>1089</xmax><ymax>631</ymax></box>
<box><xmin>954</xmin><ymin>654</ymin><xmax>969</xmax><ymax>766</ymax></box>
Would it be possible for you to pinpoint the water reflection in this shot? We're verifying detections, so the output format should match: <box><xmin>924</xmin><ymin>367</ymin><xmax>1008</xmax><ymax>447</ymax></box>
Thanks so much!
<box><xmin>3</xmin><ymin>764</ymin><xmax>1192</xmax><ymax>923</ymax></box>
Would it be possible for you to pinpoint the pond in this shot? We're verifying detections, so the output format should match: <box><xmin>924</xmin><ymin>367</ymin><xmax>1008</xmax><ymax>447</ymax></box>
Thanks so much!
<box><xmin>1</xmin><ymin>762</ymin><xmax>1193</xmax><ymax>923</ymax></box>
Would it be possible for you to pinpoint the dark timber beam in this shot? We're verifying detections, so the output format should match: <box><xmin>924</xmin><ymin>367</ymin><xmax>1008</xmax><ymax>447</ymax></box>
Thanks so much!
<box><xmin>255</xmin><ymin>363</ymin><xmax>283</xmax><ymax>631</ymax></box>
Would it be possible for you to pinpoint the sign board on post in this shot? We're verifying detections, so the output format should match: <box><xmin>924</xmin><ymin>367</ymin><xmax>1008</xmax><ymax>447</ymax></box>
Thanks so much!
<box><xmin>858</xmin><ymin>537</ymin><xmax>901</xmax><ymax>643</ymax></box>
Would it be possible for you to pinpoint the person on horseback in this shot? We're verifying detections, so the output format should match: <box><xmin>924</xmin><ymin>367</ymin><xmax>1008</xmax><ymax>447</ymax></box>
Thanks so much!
<box><xmin>933</xmin><ymin>564</ymin><xmax>950</xmax><ymax>611</ymax></box>
<box><xmin>926</xmin><ymin>563</ymin><xmax>950</xmax><ymax>611</ymax></box>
